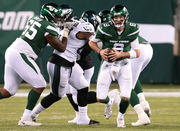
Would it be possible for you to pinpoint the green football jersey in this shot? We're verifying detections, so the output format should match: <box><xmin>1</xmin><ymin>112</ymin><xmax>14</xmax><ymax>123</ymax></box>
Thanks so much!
<box><xmin>96</xmin><ymin>21</ymin><xmax>139</xmax><ymax>52</ymax></box>
<box><xmin>138</xmin><ymin>35</ymin><xmax>149</xmax><ymax>44</ymax></box>
<box><xmin>20</xmin><ymin>16</ymin><xmax>59</xmax><ymax>55</ymax></box>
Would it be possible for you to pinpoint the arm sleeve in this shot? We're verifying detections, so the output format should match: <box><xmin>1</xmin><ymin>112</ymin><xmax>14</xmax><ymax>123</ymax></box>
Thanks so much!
<box><xmin>45</xmin><ymin>25</ymin><xmax>59</xmax><ymax>36</ymax></box>
<box><xmin>131</xmin><ymin>37</ymin><xmax>140</xmax><ymax>49</ymax></box>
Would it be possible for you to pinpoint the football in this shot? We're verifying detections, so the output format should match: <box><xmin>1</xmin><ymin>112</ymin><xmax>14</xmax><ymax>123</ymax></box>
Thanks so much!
<box><xmin>105</xmin><ymin>48</ymin><xmax>113</xmax><ymax>53</ymax></box>
<box><xmin>105</xmin><ymin>48</ymin><xmax>114</xmax><ymax>62</ymax></box>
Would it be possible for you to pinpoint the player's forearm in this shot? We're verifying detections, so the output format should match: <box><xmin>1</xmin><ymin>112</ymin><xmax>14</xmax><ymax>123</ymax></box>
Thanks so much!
<box><xmin>115</xmin><ymin>49</ymin><xmax>140</xmax><ymax>59</ymax></box>
<box><xmin>127</xmin><ymin>49</ymin><xmax>140</xmax><ymax>59</ymax></box>
<box><xmin>89</xmin><ymin>40</ymin><xmax>101</xmax><ymax>54</ymax></box>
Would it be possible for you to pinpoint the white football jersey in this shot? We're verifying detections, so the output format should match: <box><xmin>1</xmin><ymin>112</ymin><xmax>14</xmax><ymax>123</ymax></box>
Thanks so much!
<box><xmin>54</xmin><ymin>21</ymin><xmax>95</xmax><ymax>62</ymax></box>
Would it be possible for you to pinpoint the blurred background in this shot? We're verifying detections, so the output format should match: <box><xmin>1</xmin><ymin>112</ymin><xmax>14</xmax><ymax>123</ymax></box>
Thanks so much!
<box><xmin>0</xmin><ymin>0</ymin><xmax>179</xmax><ymax>84</ymax></box>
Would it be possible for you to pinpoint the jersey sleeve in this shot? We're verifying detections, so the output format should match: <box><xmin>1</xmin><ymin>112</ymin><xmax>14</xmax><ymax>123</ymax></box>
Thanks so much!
<box><xmin>138</xmin><ymin>35</ymin><xmax>149</xmax><ymax>44</ymax></box>
<box><xmin>41</xmin><ymin>20</ymin><xmax>59</xmax><ymax>36</ymax></box>
<box><xmin>45</xmin><ymin>24</ymin><xmax>59</xmax><ymax>36</ymax></box>
<box><xmin>95</xmin><ymin>24</ymin><xmax>104</xmax><ymax>40</ymax></box>
<box><xmin>127</xmin><ymin>22</ymin><xmax>140</xmax><ymax>42</ymax></box>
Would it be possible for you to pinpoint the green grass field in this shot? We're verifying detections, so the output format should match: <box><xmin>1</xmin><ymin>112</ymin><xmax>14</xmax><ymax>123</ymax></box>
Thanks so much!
<box><xmin>0</xmin><ymin>84</ymin><xmax>180</xmax><ymax>131</ymax></box>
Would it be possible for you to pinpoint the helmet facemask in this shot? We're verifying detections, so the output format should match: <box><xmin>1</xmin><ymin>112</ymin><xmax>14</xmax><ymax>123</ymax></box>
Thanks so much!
<box><xmin>111</xmin><ymin>14</ymin><xmax>128</xmax><ymax>29</ymax></box>
<box><xmin>57</xmin><ymin>4</ymin><xmax>73</xmax><ymax>28</ymax></box>
<box><xmin>61</xmin><ymin>8</ymin><xmax>73</xmax><ymax>21</ymax></box>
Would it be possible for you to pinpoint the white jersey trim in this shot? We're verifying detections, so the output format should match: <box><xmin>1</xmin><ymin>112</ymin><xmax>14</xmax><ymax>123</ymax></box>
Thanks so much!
<box><xmin>97</xmin><ymin>26</ymin><xmax>112</xmax><ymax>37</ymax></box>
<box><xmin>46</xmin><ymin>25</ymin><xmax>59</xmax><ymax>34</ymax></box>
<box><xmin>127</xmin><ymin>29</ymin><xmax>140</xmax><ymax>36</ymax></box>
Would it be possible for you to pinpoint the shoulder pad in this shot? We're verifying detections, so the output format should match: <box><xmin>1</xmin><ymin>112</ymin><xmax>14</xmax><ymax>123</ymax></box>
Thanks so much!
<box><xmin>76</xmin><ymin>22</ymin><xmax>95</xmax><ymax>32</ymax></box>
<box><xmin>126</xmin><ymin>22</ymin><xmax>139</xmax><ymax>30</ymax></box>
<box><xmin>125</xmin><ymin>22</ymin><xmax>139</xmax><ymax>37</ymax></box>
<box><xmin>46</xmin><ymin>24</ymin><xmax>59</xmax><ymax>36</ymax></box>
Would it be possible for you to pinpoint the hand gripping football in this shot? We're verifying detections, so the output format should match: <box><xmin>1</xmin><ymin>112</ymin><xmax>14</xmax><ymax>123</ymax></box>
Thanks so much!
<box><xmin>105</xmin><ymin>48</ymin><xmax>114</xmax><ymax>62</ymax></box>
<box><xmin>105</xmin><ymin>48</ymin><xmax>113</xmax><ymax>53</ymax></box>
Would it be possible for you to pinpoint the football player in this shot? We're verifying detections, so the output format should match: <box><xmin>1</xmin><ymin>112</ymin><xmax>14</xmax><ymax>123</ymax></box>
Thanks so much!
<box><xmin>98</xmin><ymin>8</ymin><xmax>152</xmax><ymax>124</ymax></box>
<box><xmin>130</xmin><ymin>36</ymin><xmax>153</xmax><ymax>120</ymax></box>
<box><xmin>66</xmin><ymin>10</ymin><xmax>100</xmax><ymax>124</ymax></box>
<box><xmin>0</xmin><ymin>3</ymin><xmax>73</xmax><ymax>126</ymax></box>
<box><xmin>66</xmin><ymin>10</ymin><xmax>119</xmax><ymax>124</ymax></box>
<box><xmin>89</xmin><ymin>4</ymin><xmax>150</xmax><ymax>128</ymax></box>
<box><xmin>110</xmin><ymin>36</ymin><xmax>153</xmax><ymax>126</ymax></box>
<box><xmin>31</xmin><ymin>6</ymin><xmax>99</xmax><ymax>125</ymax></box>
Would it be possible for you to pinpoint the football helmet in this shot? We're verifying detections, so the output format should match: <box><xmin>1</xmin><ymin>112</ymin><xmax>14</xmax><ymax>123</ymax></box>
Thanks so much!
<box><xmin>98</xmin><ymin>10</ymin><xmax>111</xmax><ymax>23</ymax></box>
<box><xmin>40</xmin><ymin>3</ymin><xmax>62</xmax><ymax>24</ymax></box>
<box><xmin>80</xmin><ymin>10</ymin><xmax>101</xmax><ymax>30</ymax></box>
<box><xmin>110</xmin><ymin>4</ymin><xmax>129</xmax><ymax>29</ymax></box>
<box><xmin>59</xmin><ymin>4</ymin><xmax>73</xmax><ymax>21</ymax></box>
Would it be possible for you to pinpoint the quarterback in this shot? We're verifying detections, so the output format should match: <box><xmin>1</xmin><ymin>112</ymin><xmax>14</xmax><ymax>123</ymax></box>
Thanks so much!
<box><xmin>89</xmin><ymin>4</ymin><xmax>141</xmax><ymax>128</ymax></box>
<box><xmin>97</xmin><ymin>8</ymin><xmax>151</xmax><ymax>126</ymax></box>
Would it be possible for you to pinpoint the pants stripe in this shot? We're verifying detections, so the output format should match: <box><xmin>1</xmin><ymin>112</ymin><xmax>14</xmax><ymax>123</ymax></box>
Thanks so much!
<box><xmin>52</xmin><ymin>65</ymin><xmax>60</xmax><ymax>96</ymax></box>
<box><xmin>20</xmin><ymin>53</ymin><xmax>38</xmax><ymax>74</ymax></box>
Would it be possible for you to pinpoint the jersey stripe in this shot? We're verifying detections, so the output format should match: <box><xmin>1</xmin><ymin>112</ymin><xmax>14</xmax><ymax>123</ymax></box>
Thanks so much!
<box><xmin>52</xmin><ymin>65</ymin><xmax>60</xmax><ymax>96</ymax></box>
<box><xmin>97</xmin><ymin>26</ymin><xmax>112</xmax><ymax>37</ymax></box>
<box><xmin>20</xmin><ymin>53</ymin><xmax>38</xmax><ymax>74</ymax></box>
<box><xmin>46</xmin><ymin>25</ymin><xmax>59</xmax><ymax>34</ymax></box>
<box><xmin>127</xmin><ymin>29</ymin><xmax>140</xmax><ymax>36</ymax></box>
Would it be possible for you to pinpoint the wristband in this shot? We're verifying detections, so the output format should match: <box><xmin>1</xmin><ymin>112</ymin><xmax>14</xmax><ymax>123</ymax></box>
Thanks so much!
<box><xmin>128</xmin><ymin>50</ymin><xmax>137</xmax><ymax>59</ymax></box>
<box><xmin>62</xmin><ymin>28</ymin><xmax>69</xmax><ymax>38</ymax></box>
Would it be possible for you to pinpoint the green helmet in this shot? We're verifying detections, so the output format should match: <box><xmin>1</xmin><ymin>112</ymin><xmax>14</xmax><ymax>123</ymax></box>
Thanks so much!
<box><xmin>98</xmin><ymin>10</ymin><xmax>111</xmax><ymax>23</ymax></box>
<box><xmin>110</xmin><ymin>4</ymin><xmax>129</xmax><ymax>29</ymax></box>
<box><xmin>40</xmin><ymin>3</ymin><xmax>62</xmax><ymax>24</ymax></box>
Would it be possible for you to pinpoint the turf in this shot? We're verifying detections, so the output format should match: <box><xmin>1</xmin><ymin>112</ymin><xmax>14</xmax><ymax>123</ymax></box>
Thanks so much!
<box><xmin>0</xmin><ymin>85</ymin><xmax>180</xmax><ymax>131</ymax></box>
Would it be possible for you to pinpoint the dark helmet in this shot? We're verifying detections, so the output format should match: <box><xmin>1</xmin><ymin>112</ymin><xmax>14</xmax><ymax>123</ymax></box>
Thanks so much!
<box><xmin>59</xmin><ymin>4</ymin><xmax>73</xmax><ymax>21</ymax></box>
<box><xmin>40</xmin><ymin>3</ymin><xmax>62</xmax><ymax>24</ymax></box>
<box><xmin>110</xmin><ymin>4</ymin><xmax>129</xmax><ymax>28</ymax></box>
<box><xmin>80</xmin><ymin>10</ymin><xmax>101</xmax><ymax>29</ymax></box>
<box><xmin>98</xmin><ymin>10</ymin><xmax>111</xmax><ymax>23</ymax></box>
